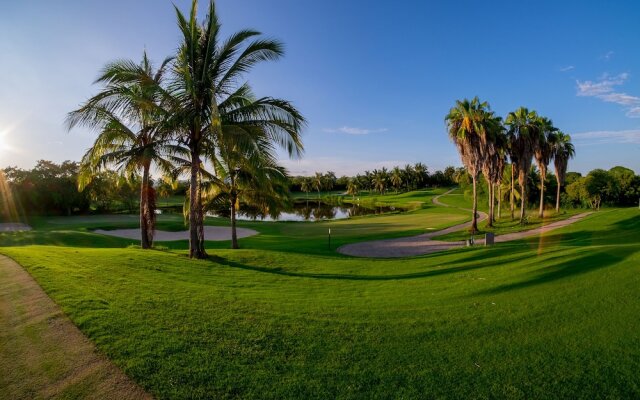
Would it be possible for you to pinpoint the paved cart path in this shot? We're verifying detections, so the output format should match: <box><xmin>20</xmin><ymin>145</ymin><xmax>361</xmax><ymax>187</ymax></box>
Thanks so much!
<box><xmin>0</xmin><ymin>255</ymin><xmax>151</xmax><ymax>399</ymax></box>
<box><xmin>338</xmin><ymin>189</ymin><xmax>591</xmax><ymax>258</ymax></box>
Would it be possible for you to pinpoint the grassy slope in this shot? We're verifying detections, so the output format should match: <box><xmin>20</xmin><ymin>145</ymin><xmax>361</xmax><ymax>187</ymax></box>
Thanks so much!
<box><xmin>1</xmin><ymin>208</ymin><xmax>639</xmax><ymax>399</ymax></box>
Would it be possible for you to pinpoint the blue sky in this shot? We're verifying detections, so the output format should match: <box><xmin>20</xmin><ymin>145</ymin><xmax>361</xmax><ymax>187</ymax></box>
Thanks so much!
<box><xmin>1</xmin><ymin>0</ymin><xmax>639</xmax><ymax>176</ymax></box>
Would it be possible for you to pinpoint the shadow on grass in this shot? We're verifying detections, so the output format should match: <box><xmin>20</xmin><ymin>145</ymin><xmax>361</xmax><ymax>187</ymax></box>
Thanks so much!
<box><xmin>211</xmin><ymin>249</ymin><xmax>538</xmax><ymax>281</ymax></box>
<box><xmin>477</xmin><ymin>246</ymin><xmax>638</xmax><ymax>295</ymax></box>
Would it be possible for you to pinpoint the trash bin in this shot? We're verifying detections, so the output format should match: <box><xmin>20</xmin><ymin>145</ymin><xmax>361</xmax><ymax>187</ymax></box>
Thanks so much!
<box><xmin>485</xmin><ymin>232</ymin><xmax>495</xmax><ymax>246</ymax></box>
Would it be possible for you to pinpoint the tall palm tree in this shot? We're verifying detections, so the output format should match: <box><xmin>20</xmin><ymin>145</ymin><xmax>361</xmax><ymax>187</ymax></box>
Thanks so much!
<box><xmin>67</xmin><ymin>52</ymin><xmax>177</xmax><ymax>249</ymax></box>
<box><xmin>212</xmin><ymin>86</ymin><xmax>303</xmax><ymax>248</ymax></box>
<box><xmin>533</xmin><ymin>116</ymin><xmax>558</xmax><ymax>217</ymax></box>
<box><xmin>390</xmin><ymin>167</ymin><xmax>403</xmax><ymax>193</ymax></box>
<box><xmin>205</xmin><ymin>142</ymin><xmax>289</xmax><ymax>249</ymax></box>
<box><xmin>445</xmin><ymin>97</ymin><xmax>492</xmax><ymax>233</ymax></box>
<box><xmin>170</xmin><ymin>0</ymin><xmax>299</xmax><ymax>258</ymax></box>
<box><xmin>301</xmin><ymin>177</ymin><xmax>311</xmax><ymax>201</ymax></box>
<box><xmin>505</xmin><ymin>107</ymin><xmax>540</xmax><ymax>224</ymax></box>
<box><xmin>312</xmin><ymin>172</ymin><xmax>323</xmax><ymax>199</ymax></box>
<box><xmin>346</xmin><ymin>178</ymin><xmax>359</xmax><ymax>199</ymax></box>
<box><xmin>551</xmin><ymin>132</ymin><xmax>575</xmax><ymax>212</ymax></box>
<box><xmin>414</xmin><ymin>162</ymin><xmax>428</xmax><ymax>188</ymax></box>
<box><xmin>372</xmin><ymin>171</ymin><xmax>387</xmax><ymax>194</ymax></box>
<box><xmin>482</xmin><ymin>116</ymin><xmax>507</xmax><ymax>226</ymax></box>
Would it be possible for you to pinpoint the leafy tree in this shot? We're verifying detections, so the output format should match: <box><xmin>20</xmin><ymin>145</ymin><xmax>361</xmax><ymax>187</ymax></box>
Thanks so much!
<box><xmin>2</xmin><ymin>161</ymin><xmax>91</xmax><ymax>217</ymax></box>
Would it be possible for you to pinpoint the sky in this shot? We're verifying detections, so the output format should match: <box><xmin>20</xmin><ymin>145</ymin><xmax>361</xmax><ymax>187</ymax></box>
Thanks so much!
<box><xmin>1</xmin><ymin>0</ymin><xmax>639</xmax><ymax>176</ymax></box>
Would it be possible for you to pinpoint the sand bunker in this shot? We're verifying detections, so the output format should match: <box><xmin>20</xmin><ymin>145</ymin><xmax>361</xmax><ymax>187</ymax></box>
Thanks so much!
<box><xmin>94</xmin><ymin>226</ymin><xmax>258</xmax><ymax>241</ymax></box>
<box><xmin>0</xmin><ymin>223</ymin><xmax>32</xmax><ymax>232</ymax></box>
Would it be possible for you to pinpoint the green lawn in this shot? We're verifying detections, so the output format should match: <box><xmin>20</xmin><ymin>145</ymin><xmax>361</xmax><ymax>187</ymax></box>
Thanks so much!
<box><xmin>432</xmin><ymin>191</ymin><xmax>586</xmax><ymax>241</ymax></box>
<box><xmin>1</xmin><ymin>189</ymin><xmax>639</xmax><ymax>399</ymax></box>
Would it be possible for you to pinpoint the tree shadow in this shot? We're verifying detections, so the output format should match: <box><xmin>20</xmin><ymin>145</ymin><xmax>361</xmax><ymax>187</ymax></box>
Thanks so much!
<box><xmin>613</xmin><ymin>213</ymin><xmax>640</xmax><ymax>231</ymax></box>
<box><xmin>211</xmin><ymin>248</ymin><xmax>540</xmax><ymax>281</ymax></box>
<box><xmin>477</xmin><ymin>246</ymin><xmax>637</xmax><ymax>295</ymax></box>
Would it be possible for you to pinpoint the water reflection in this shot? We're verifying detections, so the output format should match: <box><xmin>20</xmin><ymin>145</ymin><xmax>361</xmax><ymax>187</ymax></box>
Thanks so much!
<box><xmin>231</xmin><ymin>201</ymin><xmax>397</xmax><ymax>222</ymax></box>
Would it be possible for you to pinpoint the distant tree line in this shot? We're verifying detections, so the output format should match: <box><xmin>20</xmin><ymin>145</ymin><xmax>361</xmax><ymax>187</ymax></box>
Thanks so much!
<box><xmin>288</xmin><ymin>163</ymin><xmax>458</xmax><ymax>197</ymax></box>
<box><xmin>1</xmin><ymin>160</ymin><xmax>140</xmax><ymax>218</ymax></box>
<box><xmin>455</xmin><ymin>165</ymin><xmax>640</xmax><ymax>213</ymax></box>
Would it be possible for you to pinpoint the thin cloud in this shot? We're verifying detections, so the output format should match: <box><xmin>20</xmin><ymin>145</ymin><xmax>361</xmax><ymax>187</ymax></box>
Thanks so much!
<box><xmin>576</xmin><ymin>73</ymin><xmax>640</xmax><ymax>118</ymax></box>
<box><xmin>323</xmin><ymin>126</ymin><xmax>388</xmax><ymax>135</ymax></box>
<box><xmin>278</xmin><ymin>157</ymin><xmax>407</xmax><ymax>176</ymax></box>
<box><xmin>572</xmin><ymin>129</ymin><xmax>640</xmax><ymax>144</ymax></box>
<box><xmin>559</xmin><ymin>65</ymin><xmax>575</xmax><ymax>72</ymax></box>
<box><xmin>601</xmin><ymin>50</ymin><xmax>614</xmax><ymax>61</ymax></box>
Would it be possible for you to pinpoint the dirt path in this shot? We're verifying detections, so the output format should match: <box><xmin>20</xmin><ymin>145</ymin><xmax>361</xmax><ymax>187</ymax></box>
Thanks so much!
<box><xmin>338</xmin><ymin>189</ymin><xmax>591</xmax><ymax>258</ymax></box>
<box><xmin>0</xmin><ymin>223</ymin><xmax>31</xmax><ymax>232</ymax></box>
<box><xmin>0</xmin><ymin>255</ymin><xmax>151</xmax><ymax>400</ymax></box>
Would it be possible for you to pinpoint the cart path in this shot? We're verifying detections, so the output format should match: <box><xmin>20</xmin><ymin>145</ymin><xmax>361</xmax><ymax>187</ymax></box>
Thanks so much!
<box><xmin>0</xmin><ymin>255</ymin><xmax>151</xmax><ymax>400</ymax></box>
<box><xmin>337</xmin><ymin>189</ymin><xmax>591</xmax><ymax>258</ymax></box>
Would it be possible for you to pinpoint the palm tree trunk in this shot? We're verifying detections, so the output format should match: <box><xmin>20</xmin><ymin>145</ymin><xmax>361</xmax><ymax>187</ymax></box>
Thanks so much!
<box><xmin>519</xmin><ymin>170</ymin><xmax>527</xmax><ymax>224</ymax></box>
<box><xmin>471</xmin><ymin>174</ymin><xmax>478</xmax><ymax>233</ymax></box>
<box><xmin>140</xmin><ymin>165</ymin><xmax>151</xmax><ymax>249</ymax></box>
<box><xmin>487</xmin><ymin>181</ymin><xmax>493</xmax><ymax>228</ymax></box>
<box><xmin>539</xmin><ymin>169</ymin><xmax>545</xmax><ymax>218</ymax></box>
<box><xmin>510</xmin><ymin>164</ymin><xmax>515</xmax><ymax>220</ymax></box>
<box><xmin>555</xmin><ymin>174</ymin><xmax>561</xmax><ymax>213</ymax></box>
<box><xmin>189</xmin><ymin>147</ymin><xmax>207</xmax><ymax>259</ymax></box>
<box><xmin>230</xmin><ymin>190</ymin><xmax>238</xmax><ymax>249</ymax></box>
<box><xmin>139</xmin><ymin>161</ymin><xmax>154</xmax><ymax>249</ymax></box>
<box><xmin>497</xmin><ymin>185</ymin><xmax>502</xmax><ymax>219</ymax></box>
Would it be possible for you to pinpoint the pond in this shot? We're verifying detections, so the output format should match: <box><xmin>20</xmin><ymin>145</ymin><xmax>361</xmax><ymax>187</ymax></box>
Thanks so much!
<box><xmin>209</xmin><ymin>201</ymin><xmax>399</xmax><ymax>222</ymax></box>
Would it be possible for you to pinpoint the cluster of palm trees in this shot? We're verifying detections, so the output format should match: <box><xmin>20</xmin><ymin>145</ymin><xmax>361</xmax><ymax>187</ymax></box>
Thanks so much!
<box><xmin>299</xmin><ymin>172</ymin><xmax>337</xmax><ymax>199</ymax></box>
<box><xmin>446</xmin><ymin>97</ymin><xmax>575</xmax><ymax>233</ymax></box>
<box><xmin>67</xmin><ymin>0</ymin><xmax>305</xmax><ymax>257</ymax></box>
<box><xmin>349</xmin><ymin>163</ymin><xmax>431</xmax><ymax>195</ymax></box>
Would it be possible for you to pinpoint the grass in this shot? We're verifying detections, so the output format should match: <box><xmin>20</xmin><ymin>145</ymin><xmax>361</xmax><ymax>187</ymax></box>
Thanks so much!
<box><xmin>432</xmin><ymin>190</ymin><xmax>586</xmax><ymax>241</ymax></box>
<box><xmin>2</xmin><ymin>188</ymin><xmax>470</xmax><ymax>255</ymax></box>
<box><xmin>1</xmin><ymin>188</ymin><xmax>639</xmax><ymax>398</ymax></box>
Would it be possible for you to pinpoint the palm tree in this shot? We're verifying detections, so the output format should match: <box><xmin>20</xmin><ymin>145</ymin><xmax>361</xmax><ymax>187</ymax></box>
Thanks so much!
<box><xmin>445</xmin><ymin>97</ymin><xmax>493</xmax><ymax>233</ymax></box>
<box><xmin>312</xmin><ymin>172</ymin><xmax>323</xmax><ymax>199</ymax></box>
<box><xmin>67</xmin><ymin>52</ymin><xmax>176</xmax><ymax>249</ymax></box>
<box><xmin>390</xmin><ymin>167</ymin><xmax>403</xmax><ymax>193</ymax></box>
<box><xmin>205</xmin><ymin>142</ymin><xmax>289</xmax><ymax>249</ymax></box>
<box><xmin>170</xmin><ymin>0</ymin><xmax>298</xmax><ymax>258</ymax></box>
<box><xmin>414</xmin><ymin>162</ymin><xmax>428</xmax><ymax>189</ymax></box>
<box><xmin>372</xmin><ymin>171</ymin><xmax>387</xmax><ymax>194</ymax></box>
<box><xmin>198</xmin><ymin>84</ymin><xmax>304</xmax><ymax>249</ymax></box>
<box><xmin>301</xmin><ymin>177</ymin><xmax>311</xmax><ymax>202</ymax></box>
<box><xmin>551</xmin><ymin>132</ymin><xmax>575</xmax><ymax>212</ymax></box>
<box><xmin>505</xmin><ymin>107</ymin><xmax>540</xmax><ymax>224</ymax></box>
<box><xmin>482</xmin><ymin>115</ymin><xmax>506</xmax><ymax>226</ymax></box>
<box><xmin>533</xmin><ymin>116</ymin><xmax>557</xmax><ymax>217</ymax></box>
<box><xmin>346</xmin><ymin>179</ymin><xmax>359</xmax><ymax>199</ymax></box>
